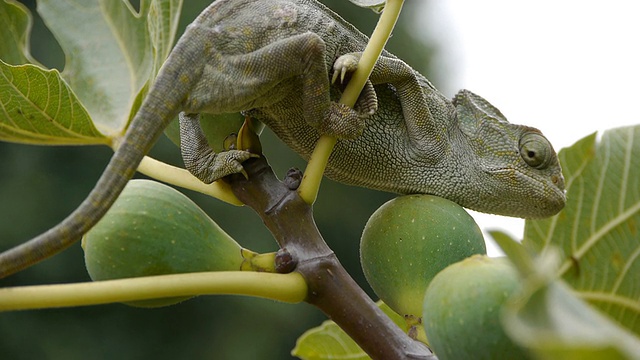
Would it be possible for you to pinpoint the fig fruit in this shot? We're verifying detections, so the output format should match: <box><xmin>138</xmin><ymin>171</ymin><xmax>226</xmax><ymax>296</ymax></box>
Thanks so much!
<box><xmin>422</xmin><ymin>255</ymin><xmax>529</xmax><ymax>359</ymax></box>
<box><xmin>83</xmin><ymin>179</ymin><xmax>244</xmax><ymax>307</ymax></box>
<box><xmin>164</xmin><ymin>113</ymin><xmax>264</xmax><ymax>153</ymax></box>
<box><xmin>360</xmin><ymin>194</ymin><xmax>486</xmax><ymax>317</ymax></box>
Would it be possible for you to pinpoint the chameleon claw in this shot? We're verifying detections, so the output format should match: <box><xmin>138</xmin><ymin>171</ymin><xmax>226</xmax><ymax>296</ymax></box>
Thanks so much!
<box><xmin>330</xmin><ymin>66</ymin><xmax>349</xmax><ymax>84</ymax></box>
<box><xmin>332</xmin><ymin>54</ymin><xmax>359</xmax><ymax>85</ymax></box>
<box><xmin>340</xmin><ymin>67</ymin><xmax>348</xmax><ymax>83</ymax></box>
<box><xmin>236</xmin><ymin>152</ymin><xmax>259</xmax><ymax>180</ymax></box>
<box><xmin>331</xmin><ymin>70</ymin><xmax>340</xmax><ymax>84</ymax></box>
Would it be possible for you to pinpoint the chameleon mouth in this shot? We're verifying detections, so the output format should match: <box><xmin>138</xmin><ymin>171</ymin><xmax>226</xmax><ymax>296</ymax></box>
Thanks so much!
<box><xmin>516</xmin><ymin>169</ymin><xmax>567</xmax><ymax>215</ymax></box>
<box><xmin>486</xmin><ymin>167</ymin><xmax>567</xmax><ymax>217</ymax></box>
<box><xmin>550</xmin><ymin>174</ymin><xmax>566</xmax><ymax>191</ymax></box>
<box><xmin>489</xmin><ymin>167</ymin><xmax>565</xmax><ymax>191</ymax></box>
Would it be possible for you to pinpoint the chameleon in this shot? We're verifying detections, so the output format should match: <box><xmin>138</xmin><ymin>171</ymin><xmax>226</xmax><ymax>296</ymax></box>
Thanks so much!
<box><xmin>0</xmin><ymin>0</ymin><xmax>565</xmax><ymax>278</ymax></box>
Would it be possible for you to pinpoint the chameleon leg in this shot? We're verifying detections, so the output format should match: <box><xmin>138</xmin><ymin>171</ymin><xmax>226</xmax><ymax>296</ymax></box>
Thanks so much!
<box><xmin>179</xmin><ymin>113</ymin><xmax>254</xmax><ymax>183</ymax></box>
<box><xmin>334</xmin><ymin>53</ymin><xmax>447</xmax><ymax>153</ymax></box>
<box><xmin>185</xmin><ymin>32</ymin><xmax>366</xmax><ymax>140</ymax></box>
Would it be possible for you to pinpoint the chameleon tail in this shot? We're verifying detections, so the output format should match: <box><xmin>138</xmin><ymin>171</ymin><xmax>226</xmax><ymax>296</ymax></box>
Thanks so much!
<box><xmin>0</xmin><ymin>41</ymin><xmax>199</xmax><ymax>278</ymax></box>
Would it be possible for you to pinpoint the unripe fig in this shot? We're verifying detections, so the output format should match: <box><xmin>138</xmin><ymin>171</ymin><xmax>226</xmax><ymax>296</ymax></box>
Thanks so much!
<box><xmin>83</xmin><ymin>179</ymin><xmax>244</xmax><ymax>307</ymax></box>
<box><xmin>422</xmin><ymin>255</ymin><xmax>529</xmax><ymax>359</ymax></box>
<box><xmin>164</xmin><ymin>113</ymin><xmax>264</xmax><ymax>153</ymax></box>
<box><xmin>360</xmin><ymin>195</ymin><xmax>486</xmax><ymax>317</ymax></box>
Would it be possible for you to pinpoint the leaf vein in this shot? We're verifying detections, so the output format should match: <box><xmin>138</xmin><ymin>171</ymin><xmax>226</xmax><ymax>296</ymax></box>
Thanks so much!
<box><xmin>2</xmin><ymin>66</ymin><xmax>97</xmax><ymax>138</ymax></box>
<box><xmin>560</xmin><ymin>199</ymin><xmax>640</xmax><ymax>275</ymax></box>
<box><xmin>590</xmin><ymin>138</ymin><xmax>610</xmax><ymax>235</ymax></box>
<box><xmin>570</xmin><ymin>179</ymin><xmax>585</xmax><ymax>254</ymax></box>
<box><xmin>611</xmin><ymin>243</ymin><xmax>640</xmax><ymax>295</ymax></box>
<box><xmin>618</xmin><ymin>128</ymin><xmax>634</xmax><ymax>214</ymax></box>
<box><xmin>579</xmin><ymin>290</ymin><xmax>640</xmax><ymax>315</ymax></box>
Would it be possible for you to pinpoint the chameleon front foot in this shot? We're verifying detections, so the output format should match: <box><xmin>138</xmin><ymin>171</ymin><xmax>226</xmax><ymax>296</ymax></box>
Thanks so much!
<box><xmin>200</xmin><ymin>150</ymin><xmax>257</xmax><ymax>183</ymax></box>
<box><xmin>184</xmin><ymin>146</ymin><xmax>256</xmax><ymax>183</ymax></box>
<box><xmin>179</xmin><ymin>113</ymin><xmax>257</xmax><ymax>183</ymax></box>
<box><xmin>308</xmin><ymin>53</ymin><xmax>379</xmax><ymax>140</ymax></box>
<box><xmin>331</xmin><ymin>53</ymin><xmax>378</xmax><ymax>121</ymax></box>
<box><xmin>332</xmin><ymin>54</ymin><xmax>360</xmax><ymax>84</ymax></box>
<box><xmin>312</xmin><ymin>102</ymin><xmax>364</xmax><ymax>140</ymax></box>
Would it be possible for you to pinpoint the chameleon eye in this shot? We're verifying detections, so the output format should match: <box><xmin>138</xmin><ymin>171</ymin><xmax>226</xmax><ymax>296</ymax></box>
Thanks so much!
<box><xmin>519</xmin><ymin>132</ymin><xmax>552</xmax><ymax>169</ymax></box>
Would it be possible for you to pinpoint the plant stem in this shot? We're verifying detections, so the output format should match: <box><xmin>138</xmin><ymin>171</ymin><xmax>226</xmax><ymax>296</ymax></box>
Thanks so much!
<box><xmin>297</xmin><ymin>0</ymin><xmax>405</xmax><ymax>205</ymax></box>
<box><xmin>137</xmin><ymin>155</ymin><xmax>243</xmax><ymax>206</ymax></box>
<box><xmin>225</xmin><ymin>156</ymin><xmax>433</xmax><ymax>359</ymax></box>
<box><xmin>0</xmin><ymin>271</ymin><xmax>307</xmax><ymax>311</ymax></box>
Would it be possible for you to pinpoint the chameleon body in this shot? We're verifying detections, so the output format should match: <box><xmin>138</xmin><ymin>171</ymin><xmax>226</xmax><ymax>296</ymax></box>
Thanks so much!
<box><xmin>0</xmin><ymin>0</ymin><xmax>565</xmax><ymax>277</ymax></box>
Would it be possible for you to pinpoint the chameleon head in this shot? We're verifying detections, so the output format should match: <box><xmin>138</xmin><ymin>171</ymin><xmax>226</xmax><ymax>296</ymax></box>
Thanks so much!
<box><xmin>453</xmin><ymin>90</ymin><xmax>566</xmax><ymax>218</ymax></box>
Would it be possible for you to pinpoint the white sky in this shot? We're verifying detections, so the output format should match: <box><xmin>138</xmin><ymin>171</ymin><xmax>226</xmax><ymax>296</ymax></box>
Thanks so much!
<box><xmin>420</xmin><ymin>1</ymin><xmax>640</xmax><ymax>255</ymax></box>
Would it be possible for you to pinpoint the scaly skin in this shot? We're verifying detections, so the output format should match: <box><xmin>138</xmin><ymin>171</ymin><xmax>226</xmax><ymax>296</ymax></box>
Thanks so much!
<box><xmin>0</xmin><ymin>0</ymin><xmax>565</xmax><ymax>278</ymax></box>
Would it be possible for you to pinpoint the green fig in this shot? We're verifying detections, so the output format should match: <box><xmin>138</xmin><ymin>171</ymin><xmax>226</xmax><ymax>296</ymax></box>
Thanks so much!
<box><xmin>82</xmin><ymin>179</ymin><xmax>244</xmax><ymax>307</ymax></box>
<box><xmin>360</xmin><ymin>194</ymin><xmax>486</xmax><ymax>317</ymax></box>
<box><xmin>164</xmin><ymin>113</ymin><xmax>264</xmax><ymax>153</ymax></box>
<box><xmin>422</xmin><ymin>255</ymin><xmax>529</xmax><ymax>359</ymax></box>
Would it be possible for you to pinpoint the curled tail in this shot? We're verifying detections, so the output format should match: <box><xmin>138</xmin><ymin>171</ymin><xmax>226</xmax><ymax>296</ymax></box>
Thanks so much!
<box><xmin>0</xmin><ymin>39</ymin><xmax>201</xmax><ymax>278</ymax></box>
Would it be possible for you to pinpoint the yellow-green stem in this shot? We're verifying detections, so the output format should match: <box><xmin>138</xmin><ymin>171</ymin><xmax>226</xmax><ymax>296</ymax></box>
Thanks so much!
<box><xmin>240</xmin><ymin>249</ymin><xmax>277</xmax><ymax>272</ymax></box>
<box><xmin>0</xmin><ymin>271</ymin><xmax>307</xmax><ymax>311</ymax></box>
<box><xmin>297</xmin><ymin>0</ymin><xmax>405</xmax><ymax>204</ymax></box>
<box><xmin>137</xmin><ymin>156</ymin><xmax>243</xmax><ymax>206</ymax></box>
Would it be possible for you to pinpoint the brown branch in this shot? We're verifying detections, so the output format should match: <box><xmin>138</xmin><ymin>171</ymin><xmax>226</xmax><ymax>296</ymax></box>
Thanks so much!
<box><xmin>226</xmin><ymin>157</ymin><xmax>433</xmax><ymax>359</ymax></box>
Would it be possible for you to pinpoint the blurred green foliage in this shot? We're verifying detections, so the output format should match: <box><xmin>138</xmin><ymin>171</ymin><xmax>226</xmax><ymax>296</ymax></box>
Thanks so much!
<box><xmin>0</xmin><ymin>0</ymin><xmax>440</xmax><ymax>358</ymax></box>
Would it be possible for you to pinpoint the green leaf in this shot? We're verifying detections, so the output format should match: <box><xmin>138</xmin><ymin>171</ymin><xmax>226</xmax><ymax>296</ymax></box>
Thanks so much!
<box><xmin>0</xmin><ymin>2</ymin><xmax>105</xmax><ymax>144</ymax></box>
<box><xmin>292</xmin><ymin>302</ymin><xmax>407</xmax><ymax>360</ymax></box>
<box><xmin>0</xmin><ymin>0</ymin><xmax>34</xmax><ymax>65</ymax></box>
<box><xmin>488</xmin><ymin>230</ymin><xmax>536</xmax><ymax>276</ymax></box>
<box><xmin>146</xmin><ymin>0</ymin><xmax>182</xmax><ymax>75</ymax></box>
<box><xmin>503</xmin><ymin>275</ymin><xmax>640</xmax><ymax>359</ymax></box>
<box><xmin>523</xmin><ymin>126</ymin><xmax>640</xmax><ymax>335</ymax></box>
<box><xmin>0</xmin><ymin>0</ymin><xmax>182</xmax><ymax>145</ymax></box>
<box><xmin>0</xmin><ymin>61</ymin><xmax>107</xmax><ymax>144</ymax></box>
<box><xmin>491</xmin><ymin>232</ymin><xmax>640</xmax><ymax>359</ymax></box>
<box><xmin>36</xmin><ymin>0</ymin><xmax>182</xmax><ymax>137</ymax></box>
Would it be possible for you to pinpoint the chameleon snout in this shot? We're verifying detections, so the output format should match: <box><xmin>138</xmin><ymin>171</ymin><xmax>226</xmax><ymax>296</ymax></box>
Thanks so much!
<box><xmin>527</xmin><ymin>173</ymin><xmax>566</xmax><ymax>218</ymax></box>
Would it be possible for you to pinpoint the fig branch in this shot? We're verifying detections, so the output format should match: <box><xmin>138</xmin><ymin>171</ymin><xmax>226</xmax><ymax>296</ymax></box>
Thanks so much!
<box><xmin>224</xmin><ymin>156</ymin><xmax>433</xmax><ymax>359</ymax></box>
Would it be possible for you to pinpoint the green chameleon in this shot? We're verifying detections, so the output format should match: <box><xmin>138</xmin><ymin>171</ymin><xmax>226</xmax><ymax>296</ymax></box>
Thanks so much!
<box><xmin>0</xmin><ymin>0</ymin><xmax>565</xmax><ymax>278</ymax></box>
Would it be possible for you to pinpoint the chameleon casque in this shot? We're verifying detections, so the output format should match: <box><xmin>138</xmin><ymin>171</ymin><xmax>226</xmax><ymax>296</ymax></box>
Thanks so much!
<box><xmin>0</xmin><ymin>0</ymin><xmax>565</xmax><ymax>277</ymax></box>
